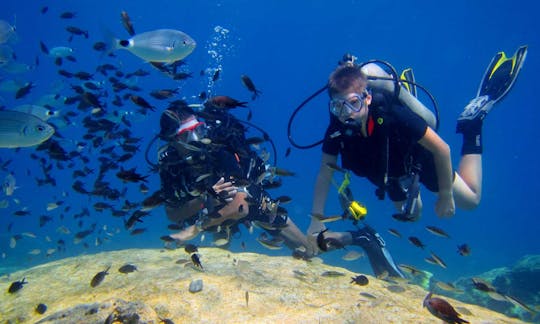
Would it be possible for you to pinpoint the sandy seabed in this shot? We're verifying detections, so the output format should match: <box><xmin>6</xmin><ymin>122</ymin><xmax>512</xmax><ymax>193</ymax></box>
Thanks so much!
<box><xmin>0</xmin><ymin>248</ymin><xmax>527</xmax><ymax>323</ymax></box>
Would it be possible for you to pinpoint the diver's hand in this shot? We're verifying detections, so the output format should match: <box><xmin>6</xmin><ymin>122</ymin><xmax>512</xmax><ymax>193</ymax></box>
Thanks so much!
<box><xmin>169</xmin><ymin>225</ymin><xmax>201</xmax><ymax>242</ymax></box>
<box><xmin>212</xmin><ymin>177</ymin><xmax>238</xmax><ymax>203</ymax></box>
<box><xmin>435</xmin><ymin>191</ymin><xmax>455</xmax><ymax>217</ymax></box>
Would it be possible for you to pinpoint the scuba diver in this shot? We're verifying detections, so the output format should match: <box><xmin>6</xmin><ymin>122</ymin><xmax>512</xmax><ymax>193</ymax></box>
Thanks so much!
<box><xmin>157</xmin><ymin>100</ymin><xmax>311</xmax><ymax>253</ymax></box>
<box><xmin>288</xmin><ymin>45</ymin><xmax>527</xmax><ymax>277</ymax></box>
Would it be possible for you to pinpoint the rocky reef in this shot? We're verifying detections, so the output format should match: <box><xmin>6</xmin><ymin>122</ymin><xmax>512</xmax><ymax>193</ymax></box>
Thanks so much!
<box><xmin>0</xmin><ymin>248</ymin><xmax>527</xmax><ymax>323</ymax></box>
<box><xmin>445</xmin><ymin>255</ymin><xmax>540</xmax><ymax>323</ymax></box>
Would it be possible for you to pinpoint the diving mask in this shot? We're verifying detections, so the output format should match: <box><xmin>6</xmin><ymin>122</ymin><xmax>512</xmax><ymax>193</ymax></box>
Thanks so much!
<box><xmin>176</xmin><ymin>116</ymin><xmax>207</xmax><ymax>143</ymax></box>
<box><xmin>329</xmin><ymin>92</ymin><xmax>368</xmax><ymax>118</ymax></box>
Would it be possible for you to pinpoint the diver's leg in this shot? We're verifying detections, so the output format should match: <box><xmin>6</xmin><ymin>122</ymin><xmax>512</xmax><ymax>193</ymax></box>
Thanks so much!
<box><xmin>452</xmin><ymin>161</ymin><xmax>482</xmax><ymax>210</ymax></box>
<box><xmin>455</xmin><ymin>105</ymin><xmax>484</xmax><ymax>209</ymax></box>
<box><xmin>277</xmin><ymin>218</ymin><xmax>316</xmax><ymax>256</ymax></box>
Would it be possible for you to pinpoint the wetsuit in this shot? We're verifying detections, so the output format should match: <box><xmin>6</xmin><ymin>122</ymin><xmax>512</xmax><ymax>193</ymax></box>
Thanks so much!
<box><xmin>158</xmin><ymin>111</ymin><xmax>286</xmax><ymax>231</ymax></box>
<box><xmin>322</xmin><ymin>91</ymin><xmax>439</xmax><ymax>201</ymax></box>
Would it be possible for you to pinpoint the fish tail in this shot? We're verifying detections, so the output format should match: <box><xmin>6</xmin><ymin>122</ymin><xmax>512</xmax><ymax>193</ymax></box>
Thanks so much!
<box><xmin>101</xmin><ymin>25</ymin><xmax>121</xmax><ymax>53</ymax></box>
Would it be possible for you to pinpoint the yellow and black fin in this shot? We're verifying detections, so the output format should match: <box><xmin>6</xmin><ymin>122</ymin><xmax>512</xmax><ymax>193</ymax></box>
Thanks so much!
<box><xmin>478</xmin><ymin>45</ymin><xmax>528</xmax><ymax>103</ymax></box>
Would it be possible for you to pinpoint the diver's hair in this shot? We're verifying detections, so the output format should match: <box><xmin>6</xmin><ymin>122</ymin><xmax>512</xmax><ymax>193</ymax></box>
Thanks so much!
<box><xmin>328</xmin><ymin>65</ymin><xmax>368</xmax><ymax>97</ymax></box>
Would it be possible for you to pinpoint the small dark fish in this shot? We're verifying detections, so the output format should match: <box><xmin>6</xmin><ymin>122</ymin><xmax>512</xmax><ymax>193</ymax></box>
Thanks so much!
<box><xmin>245</xmin><ymin>137</ymin><xmax>266</xmax><ymax>145</ymax></box>
<box><xmin>150</xmin><ymin>88</ymin><xmax>179</xmax><ymax>100</ymax></box>
<box><xmin>160</xmin><ymin>235</ymin><xmax>176</xmax><ymax>242</ymax></box>
<box><xmin>39</xmin><ymin>41</ymin><xmax>49</xmax><ymax>54</ymax></box>
<box><xmin>386</xmin><ymin>285</ymin><xmax>406</xmax><ymax>293</ymax></box>
<box><xmin>429</xmin><ymin>251</ymin><xmax>447</xmax><ymax>269</ymax></box>
<box><xmin>504</xmin><ymin>294</ymin><xmax>536</xmax><ymax>314</ymax></box>
<box><xmin>350</xmin><ymin>275</ymin><xmax>369</xmax><ymax>286</ymax></box>
<box><xmin>184</xmin><ymin>243</ymin><xmax>198</xmax><ymax>254</ymax></box>
<box><xmin>93</xmin><ymin>41</ymin><xmax>107</xmax><ymax>52</ymax></box>
<box><xmin>159</xmin><ymin>318</ymin><xmax>175</xmax><ymax>324</ymax></box>
<box><xmin>392</xmin><ymin>213</ymin><xmax>417</xmax><ymax>222</ymax></box>
<box><xmin>425</xmin><ymin>225</ymin><xmax>451</xmax><ymax>238</ymax></box>
<box><xmin>116</xmin><ymin>167</ymin><xmax>148</xmax><ymax>183</ymax></box>
<box><xmin>13</xmin><ymin>209</ymin><xmax>31</xmax><ymax>216</ymax></box>
<box><xmin>40</xmin><ymin>6</ymin><xmax>48</xmax><ymax>14</ymax></box>
<box><xmin>198</xmin><ymin>91</ymin><xmax>207</xmax><ymax>101</ymax></box>
<box><xmin>167</xmin><ymin>224</ymin><xmax>182</xmax><ymax>230</ymax></box>
<box><xmin>423</xmin><ymin>292</ymin><xmax>469</xmax><ymax>323</ymax></box>
<box><xmin>118</xmin><ymin>264</ymin><xmax>138</xmax><ymax>273</ymax></box>
<box><xmin>74</xmin><ymin>71</ymin><xmax>93</xmax><ymax>80</ymax></box>
<box><xmin>272</xmin><ymin>167</ymin><xmax>295</xmax><ymax>177</ymax></box>
<box><xmin>471</xmin><ymin>277</ymin><xmax>496</xmax><ymax>293</ymax></box>
<box><xmin>8</xmin><ymin>278</ymin><xmax>27</xmax><ymax>293</ymax></box>
<box><xmin>408</xmin><ymin>236</ymin><xmax>426</xmax><ymax>249</ymax></box>
<box><xmin>325</xmin><ymin>162</ymin><xmax>346</xmax><ymax>173</ymax></box>
<box><xmin>58</xmin><ymin>69</ymin><xmax>74</xmax><ymax>78</ymax></box>
<box><xmin>285</xmin><ymin>147</ymin><xmax>291</xmax><ymax>158</ymax></box>
<box><xmin>124</xmin><ymin>212</ymin><xmax>147</xmax><ymax>230</ymax></box>
<box><xmin>39</xmin><ymin>215</ymin><xmax>53</xmax><ymax>227</ymax></box>
<box><xmin>65</xmin><ymin>26</ymin><xmax>89</xmax><ymax>39</ymax></box>
<box><xmin>398</xmin><ymin>264</ymin><xmax>424</xmax><ymax>276</ymax></box>
<box><xmin>60</xmin><ymin>11</ymin><xmax>76</xmax><ymax>19</ymax></box>
<box><xmin>255</xmin><ymin>232</ymin><xmax>285</xmax><ymax>249</ymax></box>
<box><xmin>387</xmin><ymin>228</ymin><xmax>402</xmax><ymax>238</ymax></box>
<box><xmin>240</xmin><ymin>75</ymin><xmax>262</xmax><ymax>100</ymax></box>
<box><xmin>321</xmin><ymin>270</ymin><xmax>345</xmax><ymax>277</ymax></box>
<box><xmin>130</xmin><ymin>228</ymin><xmax>147</xmax><ymax>235</ymax></box>
<box><xmin>212</xmin><ymin>69</ymin><xmax>221</xmax><ymax>82</ymax></box>
<box><xmin>457</xmin><ymin>244</ymin><xmax>471</xmax><ymax>256</ymax></box>
<box><xmin>130</xmin><ymin>95</ymin><xmax>155</xmax><ymax>112</ymax></box>
<box><xmin>120</xmin><ymin>11</ymin><xmax>135</xmax><ymax>36</ymax></box>
<box><xmin>35</xmin><ymin>303</ymin><xmax>47</xmax><ymax>314</ymax></box>
<box><xmin>191</xmin><ymin>253</ymin><xmax>203</xmax><ymax>269</ymax></box>
<box><xmin>15</xmin><ymin>82</ymin><xmax>35</xmax><ymax>99</ymax></box>
<box><xmin>275</xmin><ymin>195</ymin><xmax>292</xmax><ymax>204</ymax></box>
<box><xmin>359</xmin><ymin>292</ymin><xmax>377</xmax><ymax>299</ymax></box>
<box><xmin>90</xmin><ymin>266</ymin><xmax>111</xmax><ymax>287</ymax></box>
<box><xmin>204</xmin><ymin>96</ymin><xmax>247</xmax><ymax>109</ymax></box>
<box><xmin>141</xmin><ymin>190</ymin><xmax>165</xmax><ymax>211</ymax></box>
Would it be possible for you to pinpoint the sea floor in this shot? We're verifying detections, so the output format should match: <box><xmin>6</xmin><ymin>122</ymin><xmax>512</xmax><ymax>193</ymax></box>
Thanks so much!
<box><xmin>0</xmin><ymin>248</ymin><xmax>527</xmax><ymax>323</ymax></box>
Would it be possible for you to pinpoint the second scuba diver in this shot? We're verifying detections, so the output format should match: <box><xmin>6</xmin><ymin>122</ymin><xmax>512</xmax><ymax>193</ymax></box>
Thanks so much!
<box><xmin>295</xmin><ymin>46</ymin><xmax>527</xmax><ymax>277</ymax></box>
<box><xmin>157</xmin><ymin>100</ymin><xmax>313</xmax><ymax>254</ymax></box>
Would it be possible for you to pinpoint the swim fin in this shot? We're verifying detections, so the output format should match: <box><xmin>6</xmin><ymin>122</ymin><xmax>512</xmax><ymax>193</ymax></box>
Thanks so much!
<box><xmin>477</xmin><ymin>45</ymin><xmax>528</xmax><ymax>103</ymax></box>
<box><xmin>458</xmin><ymin>45</ymin><xmax>527</xmax><ymax>122</ymax></box>
<box><xmin>400</xmin><ymin>68</ymin><xmax>417</xmax><ymax>98</ymax></box>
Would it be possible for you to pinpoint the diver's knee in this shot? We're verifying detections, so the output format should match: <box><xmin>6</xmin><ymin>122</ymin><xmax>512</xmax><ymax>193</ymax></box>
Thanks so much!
<box><xmin>459</xmin><ymin>197</ymin><xmax>481</xmax><ymax>210</ymax></box>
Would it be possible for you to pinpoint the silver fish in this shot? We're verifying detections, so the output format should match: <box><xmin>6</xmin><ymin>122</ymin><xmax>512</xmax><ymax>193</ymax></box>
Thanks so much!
<box><xmin>0</xmin><ymin>20</ymin><xmax>17</xmax><ymax>44</ymax></box>
<box><xmin>0</xmin><ymin>110</ymin><xmax>54</xmax><ymax>148</ymax></box>
<box><xmin>425</xmin><ymin>225</ymin><xmax>451</xmax><ymax>238</ymax></box>
<box><xmin>12</xmin><ymin>104</ymin><xmax>59</xmax><ymax>121</ymax></box>
<box><xmin>48</xmin><ymin>46</ymin><xmax>73</xmax><ymax>57</ymax></box>
<box><xmin>3</xmin><ymin>173</ymin><xmax>17</xmax><ymax>196</ymax></box>
<box><xmin>114</xmin><ymin>29</ymin><xmax>196</xmax><ymax>63</ymax></box>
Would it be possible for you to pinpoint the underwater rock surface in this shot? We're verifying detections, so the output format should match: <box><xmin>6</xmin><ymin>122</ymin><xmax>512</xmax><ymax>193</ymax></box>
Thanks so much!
<box><xmin>453</xmin><ymin>254</ymin><xmax>540</xmax><ymax>322</ymax></box>
<box><xmin>0</xmin><ymin>248</ymin><xmax>527</xmax><ymax>323</ymax></box>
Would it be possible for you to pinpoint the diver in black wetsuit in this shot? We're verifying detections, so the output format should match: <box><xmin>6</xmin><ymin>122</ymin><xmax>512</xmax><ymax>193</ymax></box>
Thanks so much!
<box><xmin>307</xmin><ymin>47</ymin><xmax>527</xmax><ymax>278</ymax></box>
<box><xmin>158</xmin><ymin>101</ymin><xmax>311</xmax><ymax>252</ymax></box>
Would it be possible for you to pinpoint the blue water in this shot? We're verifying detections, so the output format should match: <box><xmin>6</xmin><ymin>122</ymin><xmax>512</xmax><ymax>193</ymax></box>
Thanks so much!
<box><xmin>1</xmin><ymin>0</ymin><xmax>538</xmax><ymax>291</ymax></box>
